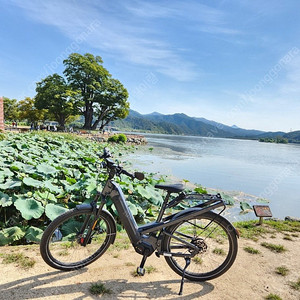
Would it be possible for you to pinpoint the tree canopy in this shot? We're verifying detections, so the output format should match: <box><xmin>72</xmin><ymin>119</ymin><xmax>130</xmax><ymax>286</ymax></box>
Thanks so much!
<box><xmin>63</xmin><ymin>53</ymin><xmax>129</xmax><ymax>130</ymax></box>
<box><xmin>3</xmin><ymin>97</ymin><xmax>19</xmax><ymax>121</ymax></box>
<box><xmin>35</xmin><ymin>74</ymin><xmax>79</xmax><ymax>128</ymax></box>
<box><xmin>18</xmin><ymin>97</ymin><xmax>46</xmax><ymax>124</ymax></box>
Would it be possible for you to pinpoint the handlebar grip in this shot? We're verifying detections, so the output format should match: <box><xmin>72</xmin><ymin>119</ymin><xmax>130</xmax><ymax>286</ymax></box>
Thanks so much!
<box><xmin>134</xmin><ymin>172</ymin><xmax>145</xmax><ymax>181</ymax></box>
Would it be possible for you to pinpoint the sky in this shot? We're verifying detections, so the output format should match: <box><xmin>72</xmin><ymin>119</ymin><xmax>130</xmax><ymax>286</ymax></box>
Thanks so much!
<box><xmin>1</xmin><ymin>0</ymin><xmax>300</xmax><ymax>132</ymax></box>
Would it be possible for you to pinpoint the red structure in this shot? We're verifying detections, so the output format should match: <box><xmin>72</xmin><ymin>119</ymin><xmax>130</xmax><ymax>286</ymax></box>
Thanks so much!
<box><xmin>0</xmin><ymin>97</ymin><xmax>4</xmax><ymax>131</ymax></box>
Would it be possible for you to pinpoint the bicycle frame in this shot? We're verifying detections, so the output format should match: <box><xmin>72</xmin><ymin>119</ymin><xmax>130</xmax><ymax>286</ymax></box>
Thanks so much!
<box><xmin>83</xmin><ymin>177</ymin><xmax>226</xmax><ymax>256</ymax></box>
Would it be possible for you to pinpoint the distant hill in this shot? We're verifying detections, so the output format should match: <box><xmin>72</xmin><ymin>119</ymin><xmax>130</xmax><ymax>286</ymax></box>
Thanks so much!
<box><xmin>283</xmin><ymin>130</ymin><xmax>300</xmax><ymax>143</ymax></box>
<box><xmin>110</xmin><ymin>110</ymin><xmax>300</xmax><ymax>142</ymax></box>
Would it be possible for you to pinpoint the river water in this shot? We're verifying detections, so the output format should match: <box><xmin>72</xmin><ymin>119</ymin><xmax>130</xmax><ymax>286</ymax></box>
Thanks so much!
<box><xmin>127</xmin><ymin>133</ymin><xmax>300</xmax><ymax>220</ymax></box>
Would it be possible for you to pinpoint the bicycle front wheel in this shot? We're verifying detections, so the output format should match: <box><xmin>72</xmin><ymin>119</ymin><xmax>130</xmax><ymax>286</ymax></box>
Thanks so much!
<box><xmin>40</xmin><ymin>208</ymin><xmax>116</xmax><ymax>271</ymax></box>
<box><xmin>162</xmin><ymin>211</ymin><xmax>238</xmax><ymax>281</ymax></box>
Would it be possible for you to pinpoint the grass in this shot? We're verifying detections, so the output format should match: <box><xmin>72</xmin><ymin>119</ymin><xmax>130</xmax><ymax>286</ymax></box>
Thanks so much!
<box><xmin>125</xmin><ymin>262</ymin><xmax>135</xmax><ymax>267</ymax></box>
<box><xmin>244</xmin><ymin>246</ymin><xmax>261</xmax><ymax>254</ymax></box>
<box><xmin>145</xmin><ymin>265</ymin><xmax>157</xmax><ymax>274</ymax></box>
<box><xmin>265</xmin><ymin>293</ymin><xmax>282</xmax><ymax>300</ymax></box>
<box><xmin>89</xmin><ymin>282</ymin><xmax>112</xmax><ymax>295</ymax></box>
<box><xmin>275</xmin><ymin>266</ymin><xmax>289</xmax><ymax>276</ymax></box>
<box><xmin>58</xmin><ymin>250</ymin><xmax>69</xmax><ymax>256</ymax></box>
<box><xmin>234</xmin><ymin>220</ymin><xmax>300</xmax><ymax>241</ymax></box>
<box><xmin>192</xmin><ymin>256</ymin><xmax>203</xmax><ymax>264</ymax></box>
<box><xmin>212</xmin><ymin>248</ymin><xmax>226</xmax><ymax>256</ymax></box>
<box><xmin>289</xmin><ymin>277</ymin><xmax>300</xmax><ymax>290</ymax></box>
<box><xmin>2</xmin><ymin>253</ymin><xmax>36</xmax><ymax>269</ymax></box>
<box><xmin>110</xmin><ymin>234</ymin><xmax>130</xmax><ymax>251</ymax></box>
<box><xmin>260</xmin><ymin>242</ymin><xmax>287</xmax><ymax>253</ymax></box>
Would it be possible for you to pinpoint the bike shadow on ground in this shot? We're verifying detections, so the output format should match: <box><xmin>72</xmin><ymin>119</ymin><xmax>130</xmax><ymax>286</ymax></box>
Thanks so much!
<box><xmin>0</xmin><ymin>269</ymin><xmax>214</xmax><ymax>300</ymax></box>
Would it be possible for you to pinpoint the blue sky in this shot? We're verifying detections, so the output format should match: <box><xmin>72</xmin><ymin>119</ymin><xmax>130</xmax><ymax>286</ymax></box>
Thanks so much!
<box><xmin>1</xmin><ymin>0</ymin><xmax>300</xmax><ymax>132</ymax></box>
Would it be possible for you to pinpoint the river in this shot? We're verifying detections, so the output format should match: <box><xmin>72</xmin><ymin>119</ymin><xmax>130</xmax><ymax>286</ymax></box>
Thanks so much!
<box><xmin>127</xmin><ymin>133</ymin><xmax>300</xmax><ymax>220</ymax></box>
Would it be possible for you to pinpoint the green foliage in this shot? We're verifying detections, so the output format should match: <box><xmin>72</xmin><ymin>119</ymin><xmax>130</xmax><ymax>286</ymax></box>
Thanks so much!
<box><xmin>35</xmin><ymin>74</ymin><xmax>80</xmax><ymax>127</ymax></box>
<box><xmin>275</xmin><ymin>266</ymin><xmax>289</xmax><ymax>276</ymax></box>
<box><xmin>3</xmin><ymin>97</ymin><xmax>19</xmax><ymax>121</ymax></box>
<box><xmin>0</xmin><ymin>132</ymin><xmax>165</xmax><ymax>245</ymax></box>
<box><xmin>18</xmin><ymin>97</ymin><xmax>47</xmax><ymax>124</ymax></box>
<box><xmin>107</xmin><ymin>133</ymin><xmax>128</xmax><ymax>144</ymax></box>
<box><xmin>259</xmin><ymin>136</ymin><xmax>288</xmax><ymax>144</ymax></box>
<box><xmin>260</xmin><ymin>242</ymin><xmax>287</xmax><ymax>253</ymax></box>
<box><xmin>89</xmin><ymin>282</ymin><xmax>112</xmax><ymax>295</ymax></box>
<box><xmin>2</xmin><ymin>252</ymin><xmax>36</xmax><ymax>269</ymax></box>
<box><xmin>244</xmin><ymin>246</ymin><xmax>261</xmax><ymax>254</ymax></box>
<box><xmin>63</xmin><ymin>53</ymin><xmax>129</xmax><ymax>130</ymax></box>
<box><xmin>289</xmin><ymin>277</ymin><xmax>300</xmax><ymax>290</ymax></box>
<box><xmin>265</xmin><ymin>294</ymin><xmax>282</xmax><ymax>300</ymax></box>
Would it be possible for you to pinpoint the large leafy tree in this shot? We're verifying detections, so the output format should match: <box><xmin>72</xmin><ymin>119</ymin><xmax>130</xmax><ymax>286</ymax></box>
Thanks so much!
<box><xmin>63</xmin><ymin>53</ymin><xmax>129</xmax><ymax>130</ymax></box>
<box><xmin>3</xmin><ymin>97</ymin><xmax>19</xmax><ymax>121</ymax></box>
<box><xmin>35</xmin><ymin>74</ymin><xmax>79</xmax><ymax>128</ymax></box>
<box><xmin>18</xmin><ymin>97</ymin><xmax>46</xmax><ymax>124</ymax></box>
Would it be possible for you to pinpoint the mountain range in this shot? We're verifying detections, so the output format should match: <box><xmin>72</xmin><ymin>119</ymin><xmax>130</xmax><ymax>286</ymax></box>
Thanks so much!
<box><xmin>111</xmin><ymin>110</ymin><xmax>300</xmax><ymax>143</ymax></box>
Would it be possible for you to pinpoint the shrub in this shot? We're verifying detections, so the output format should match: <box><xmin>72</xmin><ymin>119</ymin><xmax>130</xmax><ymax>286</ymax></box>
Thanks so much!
<box><xmin>108</xmin><ymin>133</ymin><xmax>127</xmax><ymax>143</ymax></box>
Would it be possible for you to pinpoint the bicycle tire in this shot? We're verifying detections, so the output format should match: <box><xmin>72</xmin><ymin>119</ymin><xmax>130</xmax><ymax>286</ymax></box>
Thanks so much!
<box><xmin>40</xmin><ymin>207</ymin><xmax>116</xmax><ymax>271</ymax></box>
<box><xmin>162</xmin><ymin>211</ymin><xmax>238</xmax><ymax>281</ymax></box>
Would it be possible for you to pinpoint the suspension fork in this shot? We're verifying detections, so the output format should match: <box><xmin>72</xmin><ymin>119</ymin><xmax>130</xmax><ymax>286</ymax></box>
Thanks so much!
<box><xmin>79</xmin><ymin>193</ymin><xmax>105</xmax><ymax>246</ymax></box>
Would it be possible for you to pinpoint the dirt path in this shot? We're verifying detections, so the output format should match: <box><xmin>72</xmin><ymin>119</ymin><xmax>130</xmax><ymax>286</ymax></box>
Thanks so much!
<box><xmin>0</xmin><ymin>230</ymin><xmax>299</xmax><ymax>300</ymax></box>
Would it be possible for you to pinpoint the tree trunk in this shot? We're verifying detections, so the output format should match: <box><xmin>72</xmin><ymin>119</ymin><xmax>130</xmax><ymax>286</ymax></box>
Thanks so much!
<box><xmin>83</xmin><ymin>101</ymin><xmax>93</xmax><ymax>129</ymax></box>
<box><xmin>91</xmin><ymin>108</ymin><xmax>107</xmax><ymax>130</ymax></box>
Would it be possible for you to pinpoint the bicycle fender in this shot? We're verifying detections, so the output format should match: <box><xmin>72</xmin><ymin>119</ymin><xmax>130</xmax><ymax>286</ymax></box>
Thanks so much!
<box><xmin>170</xmin><ymin>207</ymin><xmax>203</xmax><ymax>221</ymax></box>
<box><xmin>75</xmin><ymin>203</ymin><xmax>93</xmax><ymax>211</ymax></box>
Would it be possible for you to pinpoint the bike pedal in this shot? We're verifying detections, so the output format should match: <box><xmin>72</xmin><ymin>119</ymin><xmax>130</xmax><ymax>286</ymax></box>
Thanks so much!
<box><xmin>136</xmin><ymin>267</ymin><xmax>145</xmax><ymax>276</ymax></box>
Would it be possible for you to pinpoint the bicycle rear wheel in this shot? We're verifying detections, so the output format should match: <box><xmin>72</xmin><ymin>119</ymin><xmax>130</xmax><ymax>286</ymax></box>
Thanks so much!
<box><xmin>162</xmin><ymin>211</ymin><xmax>238</xmax><ymax>281</ymax></box>
<box><xmin>40</xmin><ymin>208</ymin><xmax>116</xmax><ymax>271</ymax></box>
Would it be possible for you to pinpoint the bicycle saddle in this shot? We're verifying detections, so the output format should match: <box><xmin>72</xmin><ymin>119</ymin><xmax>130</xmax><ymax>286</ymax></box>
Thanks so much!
<box><xmin>155</xmin><ymin>183</ymin><xmax>184</xmax><ymax>193</ymax></box>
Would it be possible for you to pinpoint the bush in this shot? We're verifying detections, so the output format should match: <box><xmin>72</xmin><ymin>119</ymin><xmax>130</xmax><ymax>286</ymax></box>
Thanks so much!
<box><xmin>108</xmin><ymin>134</ymin><xmax>127</xmax><ymax>143</ymax></box>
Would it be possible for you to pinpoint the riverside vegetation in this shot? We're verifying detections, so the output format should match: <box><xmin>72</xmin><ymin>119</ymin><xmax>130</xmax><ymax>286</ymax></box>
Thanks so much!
<box><xmin>0</xmin><ymin>131</ymin><xmax>298</xmax><ymax>247</ymax></box>
<box><xmin>0</xmin><ymin>132</ymin><xmax>210</xmax><ymax>246</ymax></box>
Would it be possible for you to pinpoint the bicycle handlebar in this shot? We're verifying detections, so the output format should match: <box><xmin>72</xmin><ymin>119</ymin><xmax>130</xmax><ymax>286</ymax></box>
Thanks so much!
<box><xmin>99</xmin><ymin>148</ymin><xmax>144</xmax><ymax>181</ymax></box>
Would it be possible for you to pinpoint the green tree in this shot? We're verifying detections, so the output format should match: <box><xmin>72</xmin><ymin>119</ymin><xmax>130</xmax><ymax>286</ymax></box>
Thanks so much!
<box><xmin>35</xmin><ymin>74</ymin><xmax>80</xmax><ymax>128</ymax></box>
<box><xmin>92</xmin><ymin>78</ymin><xmax>129</xmax><ymax>130</ymax></box>
<box><xmin>63</xmin><ymin>53</ymin><xmax>129</xmax><ymax>130</ymax></box>
<box><xmin>18</xmin><ymin>97</ymin><xmax>46</xmax><ymax>124</ymax></box>
<box><xmin>3</xmin><ymin>97</ymin><xmax>19</xmax><ymax>121</ymax></box>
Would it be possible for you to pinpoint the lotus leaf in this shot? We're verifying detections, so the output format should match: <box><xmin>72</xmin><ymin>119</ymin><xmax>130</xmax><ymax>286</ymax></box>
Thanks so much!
<box><xmin>36</xmin><ymin>163</ymin><xmax>57</xmax><ymax>175</ymax></box>
<box><xmin>0</xmin><ymin>179</ymin><xmax>22</xmax><ymax>190</ymax></box>
<box><xmin>45</xmin><ymin>203</ymin><xmax>68</xmax><ymax>221</ymax></box>
<box><xmin>14</xmin><ymin>197</ymin><xmax>45</xmax><ymax>220</ymax></box>
<box><xmin>0</xmin><ymin>226</ymin><xmax>26</xmax><ymax>246</ymax></box>
<box><xmin>0</xmin><ymin>191</ymin><xmax>12</xmax><ymax>207</ymax></box>
<box><xmin>25</xmin><ymin>226</ymin><xmax>44</xmax><ymax>243</ymax></box>
<box><xmin>23</xmin><ymin>177</ymin><xmax>43</xmax><ymax>188</ymax></box>
<box><xmin>240</xmin><ymin>201</ymin><xmax>252</xmax><ymax>211</ymax></box>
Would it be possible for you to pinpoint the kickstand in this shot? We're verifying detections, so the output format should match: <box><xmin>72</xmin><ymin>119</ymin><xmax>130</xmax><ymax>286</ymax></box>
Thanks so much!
<box><xmin>178</xmin><ymin>257</ymin><xmax>191</xmax><ymax>295</ymax></box>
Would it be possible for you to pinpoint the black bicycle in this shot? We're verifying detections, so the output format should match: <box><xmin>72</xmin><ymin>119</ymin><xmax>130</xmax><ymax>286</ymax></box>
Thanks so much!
<box><xmin>40</xmin><ymin>148</ymin><xmax>239</xmax><ymax>295</ymax></box>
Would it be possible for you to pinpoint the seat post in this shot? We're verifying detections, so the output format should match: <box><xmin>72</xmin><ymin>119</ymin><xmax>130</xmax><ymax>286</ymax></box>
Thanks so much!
<box><xmin>156</xmin><ymin>192</ymin><xmax>171</xmax><ymax>222</ymax></box>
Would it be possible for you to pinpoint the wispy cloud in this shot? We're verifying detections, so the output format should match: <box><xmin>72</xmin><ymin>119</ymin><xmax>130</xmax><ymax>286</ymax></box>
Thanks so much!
<box><xmin>10</xmin><ymin>0</ymin><xmax>239</xmax><ymax>82</ymax></box>
<box><xmin>10</xmin><ymin>0</ymin><xmax>202</xmax><ymax>81</ymax></box>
